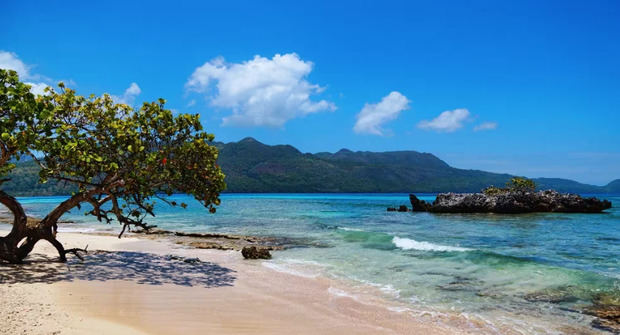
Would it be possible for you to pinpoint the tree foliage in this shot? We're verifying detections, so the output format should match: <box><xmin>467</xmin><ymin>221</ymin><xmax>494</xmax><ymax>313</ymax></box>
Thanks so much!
<box><xmin>0</xmin><ymin>69</ymin><xmax>41</xmax><ymax>178</ymax></box>
<box><xmin>482</xmin><ymin>177</ymin><xmax>537</xmax><ymax>195</ymax></box>
<box><xmin>0</xmin><ymin>69</ymin><xmax>225</xmax><ymax>263</ymax></box>
<box><xmin>506</xmin><ymin>177</ymin><xmax>536</xmax><ymax>192</ymax></box>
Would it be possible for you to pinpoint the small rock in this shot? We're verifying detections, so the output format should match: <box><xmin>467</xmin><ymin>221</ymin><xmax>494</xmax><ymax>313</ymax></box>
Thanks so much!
<box><xmin>183</xmin><ymin>257</ymin><xmax>201</xmax><ymax>264</ymax></box>
<box><xmin>241</xmin><ymin>246</ymin><xmax>271</xmax><ymax>259</ymax></box>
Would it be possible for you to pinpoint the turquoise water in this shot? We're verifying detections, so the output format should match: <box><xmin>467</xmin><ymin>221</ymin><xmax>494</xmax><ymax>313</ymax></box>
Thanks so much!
<box><xmin>5</xmin><ymin>193</ymin><xmax>620</xmax><ymax>332</ymax></box>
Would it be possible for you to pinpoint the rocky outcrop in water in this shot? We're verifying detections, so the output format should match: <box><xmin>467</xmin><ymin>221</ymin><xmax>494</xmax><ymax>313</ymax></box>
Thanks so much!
<box><xmin>584</xmin><ymin>292</ymin><xmax>620</xmax><ymax>333</ymax></box>
<box><xmin>387</xmin><ymin>205</ymin><xmax>410</xmax><ymax>212</ymax></box>
<box><xmin>409</xmin><ymin>195</ymin><xmax>431</xmax><ymax>212</ymax></box>
<box><xmin>587</xmin><ymin>304</ymin><xmax>620</xmax><ymax>333</ymax></box>
<box><xmin>409</xmin><ymin>191</ymin><xmax>612</xmax><ymax>214</ymax></box>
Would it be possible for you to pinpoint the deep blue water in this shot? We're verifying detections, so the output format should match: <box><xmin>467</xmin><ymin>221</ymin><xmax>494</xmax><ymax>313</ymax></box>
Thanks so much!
<box><xmin>4</xmin><ymin>193</ymin><xmax>619</xmax><ymax>332</ymax></box>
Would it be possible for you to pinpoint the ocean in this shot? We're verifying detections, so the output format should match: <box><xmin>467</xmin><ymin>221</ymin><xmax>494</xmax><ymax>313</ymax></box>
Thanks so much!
<box><xmin>5</xmin><ymin>193</ymin><xmax>619</xmax><ymax>333</ymax></box>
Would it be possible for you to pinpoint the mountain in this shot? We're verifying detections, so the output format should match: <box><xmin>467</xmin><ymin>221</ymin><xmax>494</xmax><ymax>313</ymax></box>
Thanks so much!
<box><xmin>1</xmin><ymin>137</ymin><xmax>617</xmax><ymax>195</ymax></box>
<box><xmin>604</xmin><ymin>179</ymin><xmax>620</xmax><ymax>193</ymax></box>
<box><xmin>213</xmin><ymin>137</ymin><xmax>614</xmax><ymax>193</ymax></box>
<box><xmin>1</xmin><ymin>159</ymin><xmax>77</xmax><ymax>196</ymax></box>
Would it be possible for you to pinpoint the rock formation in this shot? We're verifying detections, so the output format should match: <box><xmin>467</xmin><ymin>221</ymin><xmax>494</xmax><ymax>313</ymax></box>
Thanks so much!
<box><xmin>409</xmin><ymin>191</ymin><xmax>612</xmax><ymax>214</ymax></box>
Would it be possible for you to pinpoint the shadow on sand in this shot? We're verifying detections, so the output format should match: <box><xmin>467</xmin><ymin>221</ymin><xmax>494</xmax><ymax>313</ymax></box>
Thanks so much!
<box><xmin>0</xmin><ymin>251</ymin><xmax>236</xmax><ymax>288</ymax></box>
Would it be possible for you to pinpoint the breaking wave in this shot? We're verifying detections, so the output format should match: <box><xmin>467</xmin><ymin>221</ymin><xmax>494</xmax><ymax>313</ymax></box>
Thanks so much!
<box><xmin>392</xmin><ymin>236</ymin><xmax>471</xmax><ymax>252</ymax></box>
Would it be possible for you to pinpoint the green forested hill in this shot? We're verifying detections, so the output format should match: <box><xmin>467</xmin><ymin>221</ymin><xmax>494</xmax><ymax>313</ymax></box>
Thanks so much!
<box><xmin>1</xmin><ymin>159</ymin><xmax>78</xmax><ymax>196</ymax></box>
<box><xmin>1</xmin><ymin>137</ymin><xmax>617</xmax><ymax>195</ymax></box>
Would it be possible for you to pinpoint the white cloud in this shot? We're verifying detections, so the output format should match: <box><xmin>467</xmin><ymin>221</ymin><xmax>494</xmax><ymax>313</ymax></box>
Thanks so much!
<box><xmin>0</xmin><ymin>51</ymin><xmax>31</xmax><ymax>78</ymax></box>
<box><xmin>185</xmin><ymin>53</ymin><xmax>336</xmax><ymax>127</ymax></box>
<box><xmin>353</xmin><ymin>91</ymin><xmax>410</xmax><ymax>136</ymax></box>
<box><xmin>473</xmin><ymin>121</ymin><xmax>498</xmax><ymax>131</ymax></box>
<box><xmin>112</xmin><ymin>82</ymin><xmax>141</xmax><ymax>105</ymax></box>
<box><xmin>25</xmin><ymin>82</ymin><xmax>49</xmax><ymax>96</ymax></box>
<box><xmin>418</xmin><ymin>108</ymin><xmax>470</xmax><ymax>132</ymax></box>
<box><xmin>0</xmin><ymin>50</ymin><xmax>50</xmax><ymax>95</ymax></box>
<box><xmin>125</xmin><ymin>82</ymin><xmax>141</xmax><ymax>96</ymax></box>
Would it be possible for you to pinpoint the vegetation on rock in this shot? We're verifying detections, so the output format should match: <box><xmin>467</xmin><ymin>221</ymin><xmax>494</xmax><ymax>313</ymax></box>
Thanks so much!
<box><xmin>482</xmin><ymin>177</ymin><xmax>537</xmax><ymax>195</ymax></box>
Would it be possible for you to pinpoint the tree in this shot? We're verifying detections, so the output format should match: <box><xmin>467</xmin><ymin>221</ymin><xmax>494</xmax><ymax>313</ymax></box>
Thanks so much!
<box><xmin>0</xmin><ymin>69</ymin><xmax>226</xmax><ymax>263</ymax></box>
<box><xmin>506</xmin><ymin>177</ymin><xmax>536</xmax><ymax>192</ymax></box>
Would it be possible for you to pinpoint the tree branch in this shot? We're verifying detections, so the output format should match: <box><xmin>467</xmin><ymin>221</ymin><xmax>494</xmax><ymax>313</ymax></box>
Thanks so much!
<box><xmin>45</xmin><ymin>235</ymin><xmax>88</xmax><ymax>262</ymax></box>
<box><xmin>0</xmin><ymin>189</ymin><xmax>28</xmax><ymax>240</ymax></box>
<box><xmin>64</xmin><ymin>245</ymin><xmax>88</xmax><ymax>261</ymax></box>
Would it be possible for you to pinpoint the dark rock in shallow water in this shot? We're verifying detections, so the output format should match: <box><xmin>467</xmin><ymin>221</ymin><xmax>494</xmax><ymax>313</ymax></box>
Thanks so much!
<box><xmin>585</xmin><ymin>303</ymin><xmax>620</xmax><ymax>333</ymax></box>
<box><xmin>589</xmin><ymin>306</ymin><xmax>620</xmax><ymax>333</ymax></box>
<box><xmin>584</xmin><ymin>292</ymin><xmax>620</xmax><ymax>333</ymax></box>
<box><xmin>241</xmin><ymin>246</ymin><xmax>272</xmax><ymax>259</ymax></box>
<box><xmin>523</xmin><ymin>289</ymin><xmax>580</xmax><ymax>304</ymax></box>
<box><xmin>387</xmin><ymin>205</ymin><xmax>410</xmax><ymax>212</ymax></box>
<box><xmin>409</xmin><ymin>194</ymin><xmax>432</xmax><ymax>212</ymax></box>
<box><xmin>409</xmin><ymin>191</ymin><xmax>611</xmax><ymax>214</ymax></box>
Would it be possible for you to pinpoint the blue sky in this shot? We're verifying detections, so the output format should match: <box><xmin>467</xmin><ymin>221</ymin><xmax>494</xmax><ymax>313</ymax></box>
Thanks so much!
<box><xmin>2</xmin><ymin>0</ymin><xmax>619</xmax><ymax>185</ymax></box>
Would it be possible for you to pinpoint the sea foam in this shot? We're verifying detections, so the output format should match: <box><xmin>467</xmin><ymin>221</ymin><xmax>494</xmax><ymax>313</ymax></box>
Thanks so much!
<box><xmin>327</xmin><ymin>287</ymin><xmax>359</xmax><ymax>300</ymax></box>
<box><xmin>337</xmin><ymin>226</ymin><xmax>365</xmax><ymax>232</ymax></box>
<box><xmin>392</xmin><ymin>236</ymin><xmax>470</xmax><ymax>252</ymax></box>
<box><xmin>261</xmin><ymin>260</ymin><xmax>323</xmax><ymax>278</ymax></box>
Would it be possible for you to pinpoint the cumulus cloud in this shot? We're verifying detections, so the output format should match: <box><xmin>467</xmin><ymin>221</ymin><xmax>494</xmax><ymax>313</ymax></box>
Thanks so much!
<box><xmin>0</xmin><ymin>50</ymin><xmax>50</xmax><ymax>95</ymax></box>
<box><xmin>473</xmin><ymin>122</ymin><xmax>498</xmax><ymax>131</ymax></box>
<box><xmin>0</xmin><ymin>51</ymin><xmax>31</xmax><ymax>78</ymax></box>
<box><xmin>353</xmin><ymin>91</ymin><xmax>410</xmax><ymax>136</ymax></box>
<box><xmin>112</xmin><ymin>82</ymin><xmax>142</xmax><ymax>105</ymax></box>
<box><xmin>418</xmin><ymin>108</ymin><xmax>470</xmax><ymax>132</ymax></box>
<box><xmin>185</xmin><ymin>53</ymin><xmax>336</xmax><ymax>127</ymax></box>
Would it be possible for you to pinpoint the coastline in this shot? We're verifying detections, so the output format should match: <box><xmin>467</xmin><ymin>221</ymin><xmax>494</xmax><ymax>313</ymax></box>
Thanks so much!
<box><xmin>1</xmin><ymin>194</ymin><xmax>616</xmax><ymax>334</ymax></box>
<box><xmin>0</xmin><ymin>229</ymin><xmax>481</xmax><ymax>335</ymax></box>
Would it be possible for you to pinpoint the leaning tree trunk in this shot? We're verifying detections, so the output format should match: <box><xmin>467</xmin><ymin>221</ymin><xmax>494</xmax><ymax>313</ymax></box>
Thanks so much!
<box><xmin>0</xmin><ymin>190</ymin><xmax>84</xmax><ymax>263</ymax></box>
<box><xmin>0</xmin><ymin>190</ymin><xmax>29</xmax><ymax>263</ymax></box>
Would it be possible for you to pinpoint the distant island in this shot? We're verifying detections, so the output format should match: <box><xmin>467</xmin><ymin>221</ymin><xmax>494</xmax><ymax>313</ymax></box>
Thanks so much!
<box><xmin>3</xmin><ymin>137</ymin><xmax>620</xmax><ymax>196</ymax></box>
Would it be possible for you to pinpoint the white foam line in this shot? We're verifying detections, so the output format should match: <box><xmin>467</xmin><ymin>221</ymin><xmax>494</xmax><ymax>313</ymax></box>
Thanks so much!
<box><xmin>261</xmin><ymin>261</ymin><xmax>319</xmax><ymax>279</ymax></box>
<box><xmin>392</xmin><ymin>236</ymin><xmax>470</xmax><ymax>252</ymax></box>
<box><xmin>337</xmin><ymin>226</ymin><xmax>365</xmax><ymax>232</ymax></box>
<box><xmin>327</xmin><ymin>287</ymin><xmax>361</xmax><ymax>301</ymax></box>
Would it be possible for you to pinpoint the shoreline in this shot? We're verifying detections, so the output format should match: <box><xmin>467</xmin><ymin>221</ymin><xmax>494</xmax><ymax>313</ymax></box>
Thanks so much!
<box><xmin>0</xmin><ymin>229</ymin><xmax>483</xmax><ymax>335</ymax></box>
<box><xmin>1</xmin><ymin>203</ymin><xmax>613</xmax><ymax>334</ymax></box>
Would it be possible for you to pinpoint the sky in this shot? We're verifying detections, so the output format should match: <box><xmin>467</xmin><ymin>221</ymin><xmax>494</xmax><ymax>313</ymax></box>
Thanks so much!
<box><xmin>1</xmin><ymin>0</ymin><xmax>619</xmax><ymax>185</ymax></box>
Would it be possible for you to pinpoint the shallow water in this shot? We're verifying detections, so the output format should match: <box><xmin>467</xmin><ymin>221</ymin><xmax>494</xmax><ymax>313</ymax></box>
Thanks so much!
<box><xmin>5</xmin><ymin>193</ymin><xmax>620</xmax><ymax>333</ymax></box>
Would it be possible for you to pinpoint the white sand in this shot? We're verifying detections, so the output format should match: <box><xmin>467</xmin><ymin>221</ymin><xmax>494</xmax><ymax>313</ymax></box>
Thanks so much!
<box><xmin>0</xmin><ymin>230</ymin><xmax>499</xmax><ymax>334</ymax></box>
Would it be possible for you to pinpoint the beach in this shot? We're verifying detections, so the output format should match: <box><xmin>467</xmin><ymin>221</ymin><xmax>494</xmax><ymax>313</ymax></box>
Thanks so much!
<box><xmin>2</xmin><ymin>193</ymin><xmax>618</xmax><ymax>334</ymax></box>
<box><xmin>0</xmin><ymin>229</ymin><xmax>483</xmax><ymax>335</ymax></box>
